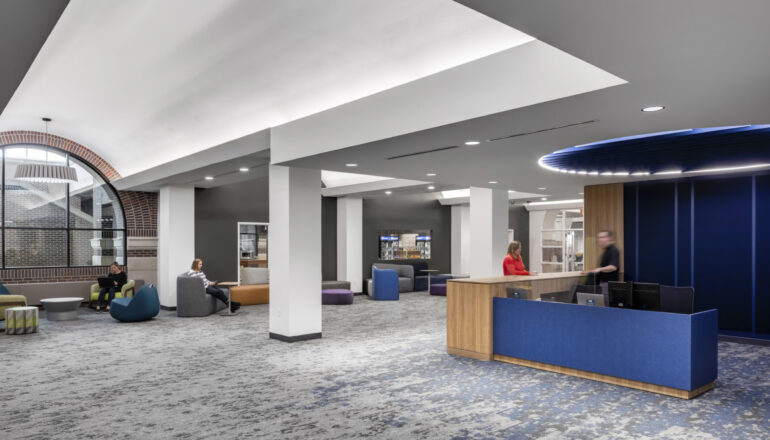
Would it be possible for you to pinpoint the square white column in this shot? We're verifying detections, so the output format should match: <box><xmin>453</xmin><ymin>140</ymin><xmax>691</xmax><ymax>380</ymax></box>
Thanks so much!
<box><xmin>337</xmin><ymin>197</ymin><xmax>363</xmax><ymax>292</ymax></box>
<box><xmin>469</xmin><ymin>187</ymin><xmax>509</xmax><ymax>278</ymax></box>
<box><xmin>451</xmin><ymin>204</ymin><xmax>470</xmax><ymax>276</ymax></box>
<box><xmin>157</xmin><ymin>185</ymin><xmax>195</xmax><ymax>308</ymax></box>
<box><xmin>269</xmin><ymin>165</ymin><xmax>322</xmax><ymax>341</ymax></box>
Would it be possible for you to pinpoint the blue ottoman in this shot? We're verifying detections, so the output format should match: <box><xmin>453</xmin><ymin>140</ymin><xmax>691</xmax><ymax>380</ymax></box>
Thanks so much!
<box><xmin>110</xmin><ymin>284</ymin><xmax>160</xmax><ymax>322</ymax></box>
<box><xmin>322</xmin><ymin>289</ymin><xmax>354</xmax><ymax>305</ymax></box>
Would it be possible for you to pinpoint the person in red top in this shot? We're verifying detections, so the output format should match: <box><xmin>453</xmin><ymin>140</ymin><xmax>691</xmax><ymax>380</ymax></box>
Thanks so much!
<box><xmin>503</xmin><ymin>241</ymin><xmax>533</xmax><ymax>276</ymax></box>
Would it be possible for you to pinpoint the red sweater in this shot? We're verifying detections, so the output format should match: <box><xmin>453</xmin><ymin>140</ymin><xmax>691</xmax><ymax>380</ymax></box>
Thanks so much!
<box><xmin>503</xmin><ymin>254</ymin><xmax>530</xmax><ymax>276</ymax></box>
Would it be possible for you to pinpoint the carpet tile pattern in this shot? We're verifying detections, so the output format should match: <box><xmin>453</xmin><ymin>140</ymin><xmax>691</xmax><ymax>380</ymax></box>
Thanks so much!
<box><xmin>2</xmin><ymin>292</ymin><xmax>769</xmax><ymax>439</ymax></box>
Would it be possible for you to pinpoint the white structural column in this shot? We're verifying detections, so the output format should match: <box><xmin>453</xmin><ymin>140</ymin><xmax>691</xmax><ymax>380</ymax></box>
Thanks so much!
<box><xmin>451</xmin><ymin>204</ymin><xmax>471</xmax><ymax>276</ymax></box>
<box><xmin>469</xmin><ymin>187</ymin><xmax>509</xmax><ymax>278</ymax></box>
<box><xmin>336</xmin><ymin>197</ymin><xmax>363</xmax><ymax>293</ymax></box>
<box><xmin>157</xmin><ymin>185</ymin><xmax>195</xmax><ymax>308</ymax></box>
<box><xmin>269</xmin><ymin>165</ymin><xmax>322</xmax><ymax>341</ymax></box>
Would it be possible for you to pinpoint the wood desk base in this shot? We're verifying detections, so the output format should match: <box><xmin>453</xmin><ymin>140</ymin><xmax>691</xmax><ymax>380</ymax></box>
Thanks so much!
<box><xmin>494</xmin><ymin>354</ymin><xmax>715</xmax><ymax>399</ymax></box>
<box><xmin>447</xmin><ymin>347</ymin><xmax>493</xmax><ymax>361</ymax></box>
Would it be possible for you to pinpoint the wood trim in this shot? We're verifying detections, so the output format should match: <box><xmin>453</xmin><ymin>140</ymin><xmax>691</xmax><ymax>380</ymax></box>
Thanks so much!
<box><xmin>447</xmin><ymin>346</ymin><xmax>493</xmax><ymax>361</ymax></box>
<box><xmin>494</xmin><ymin>354</ymin><xmax>714</xmax><ymax>399</ymax></box>
<box><xmin>584</xmin><ymin>183</ymin><xmax>624</xmax><ymax>273</ymax></box>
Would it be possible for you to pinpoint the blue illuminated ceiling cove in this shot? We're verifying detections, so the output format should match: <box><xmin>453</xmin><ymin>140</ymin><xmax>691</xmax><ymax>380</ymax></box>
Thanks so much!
<box><xmin>539</xmin><ymin>125</ymin><xmax>770</xmax><ymax>176</ymax></box>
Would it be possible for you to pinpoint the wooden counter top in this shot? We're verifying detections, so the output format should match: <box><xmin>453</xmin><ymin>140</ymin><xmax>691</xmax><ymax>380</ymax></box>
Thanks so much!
<box><xmin>448</xmin><ymin>271</ymin><xmax>583</xmax><ymax>285</ymax></box>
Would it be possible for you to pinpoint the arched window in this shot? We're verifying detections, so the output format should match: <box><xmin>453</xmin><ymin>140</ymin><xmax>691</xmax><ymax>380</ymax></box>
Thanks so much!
<box><xmin>1</xmin><ymin>144</ymin><xmax>126</xmax><ymax>268</ymax></box>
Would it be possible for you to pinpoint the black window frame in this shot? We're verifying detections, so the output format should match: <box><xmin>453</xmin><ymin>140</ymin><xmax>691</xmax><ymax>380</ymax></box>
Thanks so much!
<box><xmin>1</xmin><ymin>144</ymin><xmax>127</xmax><ymax>269</ymax></box>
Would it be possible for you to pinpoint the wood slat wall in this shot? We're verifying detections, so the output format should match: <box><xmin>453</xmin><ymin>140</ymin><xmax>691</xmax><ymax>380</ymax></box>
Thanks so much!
<box><xmin>584</xmin><ymin>183</ymin><xmax>624</xmax><ymax>273</ymax></box>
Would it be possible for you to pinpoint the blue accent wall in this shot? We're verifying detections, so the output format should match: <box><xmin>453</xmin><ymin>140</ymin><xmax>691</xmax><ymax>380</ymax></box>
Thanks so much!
<box><xmin>624</xmin><ymin>172</ymin><xmax>770</xmax><ymax>337</ymax></box>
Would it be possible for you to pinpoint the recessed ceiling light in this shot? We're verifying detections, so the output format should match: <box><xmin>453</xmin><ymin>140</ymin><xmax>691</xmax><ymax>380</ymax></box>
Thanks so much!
<box><xmin>426</xmin><ymin>173</ymin><xmax>436</xmax><ymax>177</ymax></box>
<box><xmin>655</xmin><ymin>170</ymin><xmax>683</xmax><ymax>175</ymax></box>
<box><xmin>427</xmin><ymin>186</ymin><xmax>435</xmax><ymax>190</ymax></box>
<box><xmin>538</xmin><ymin>187</ymin><xmax>546</xmax><ymax>190</ymax></box>
<box><xmin>642</xmin><ymin>106</ymin><xmax>665</xmax><ymax>112</ymax></box>
<box><xmin>541</xmin><ymin>197</ymin><xmax>548</xmax><ymax>201</ymax></box>
<box><xmin>465</xmin><ymin>141</ymin><xmax>481</xmax><ymax>146</ymax></box>
<box><xmin>578</xmin><ymin>192</ymin><xmax>584</xmax><ymax>195</ymax></box>
<box><xmin>239</xmin><ymin>167</ymin><xmax>249</xmax><ymax>172</ymax></box>
<box><xmin>204</xmin><ymin>176</ymin><xmax>214</xmax><ymax>180</ymax></box>
<box><xmin>529</xmin><ymin>198</ymin><xmax>584</xmax><ymax>206</ymax></box>
<box><xmin>488</xmin><ymin>181</ymin><xmax>498</xmax><ymax>184</ymax></box>
<box><xmin>385</xmin><ymin>190</ymin><xmax>392</xmax><ymax>195</ymax></box>
<box><xmin>508</xmin><ymin>189</ymin><xmax>516</xmax><ymax>192</ymax></box>
<box><xmin>345</xmin><ymin>163</ymin><xmax>358</xmax><ymax>167</ymax></box>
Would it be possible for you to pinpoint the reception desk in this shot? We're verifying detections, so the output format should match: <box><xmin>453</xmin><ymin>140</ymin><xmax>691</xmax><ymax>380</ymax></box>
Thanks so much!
<box><xmin>446</xmin><ymin>273</ymin><xmax>718</xmax><ymax>399</ymax></box>
<box><xmin>446</xmin><ymin>272</ymin><xmax>582</xmax><ymax>361</ymax></box>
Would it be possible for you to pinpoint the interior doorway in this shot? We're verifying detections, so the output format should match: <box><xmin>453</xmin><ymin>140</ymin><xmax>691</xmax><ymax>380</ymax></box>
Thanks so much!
<box><xmin>237</xmin><ymin>222</ymin><xmax>268</xmax><ymax>284</ymax></box>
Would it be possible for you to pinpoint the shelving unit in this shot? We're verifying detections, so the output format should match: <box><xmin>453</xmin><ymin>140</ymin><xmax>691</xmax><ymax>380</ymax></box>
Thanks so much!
<box><xmin>539</xmin><ymin>210</ymin><xmax>584</xmax><ymax>273</ymax></box>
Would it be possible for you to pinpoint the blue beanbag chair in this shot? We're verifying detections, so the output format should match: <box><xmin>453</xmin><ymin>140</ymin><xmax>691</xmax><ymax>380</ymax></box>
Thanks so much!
<box><xmin>110</xmin><ymin>284</ymin><xmax>160</xmax><ymax>322</ymax></box>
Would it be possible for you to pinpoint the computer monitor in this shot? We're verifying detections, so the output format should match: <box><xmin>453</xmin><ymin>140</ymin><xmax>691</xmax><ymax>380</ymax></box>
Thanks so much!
<box><xmin>569</xmin><ymin>284</ymin><xmax>602</xmax><ymax>303</ymax></box>
<box><xmin>577</xmin><ymin>292</ymin><xmax>606</xmax><ymax>307</ymax></box>
<box><xmin>632</xmin><ymin>282</ymin><xmax>661</xmax><ymax>311</ymax></box>
<box><xmin>608</xmin><ymin>281</ymin><xmax>633</xmax><ymax>308</ymax></box>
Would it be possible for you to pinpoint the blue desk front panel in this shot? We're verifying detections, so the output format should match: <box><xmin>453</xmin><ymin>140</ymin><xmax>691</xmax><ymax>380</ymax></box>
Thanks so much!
<box><xmin>492</xmin><ymin>298</ymin><xmax>718</xmax><ymax>391</ymax></box>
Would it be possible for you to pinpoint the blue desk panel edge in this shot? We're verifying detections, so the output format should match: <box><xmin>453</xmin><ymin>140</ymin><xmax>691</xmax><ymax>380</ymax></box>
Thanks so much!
<box><xmin>492</xmin><ymin>298</ymin><xmax>718</xmax><ymax>391</ymax></box>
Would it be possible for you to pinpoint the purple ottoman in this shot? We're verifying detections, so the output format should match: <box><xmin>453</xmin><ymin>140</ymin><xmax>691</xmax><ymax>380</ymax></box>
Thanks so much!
<box><xmin>322</xmin><ymin>289</ymin><xmax>354</xmax><ymax>305</ymax></box>
<box><xmin>429</xmin><ymin>284</ymin><xmax>447</xmax><ymax>296</ymax></box>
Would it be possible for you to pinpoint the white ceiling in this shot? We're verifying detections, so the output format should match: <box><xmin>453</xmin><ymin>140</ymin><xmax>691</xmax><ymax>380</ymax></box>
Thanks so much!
<box><xmin>0</xmin><ymin>0</ymin><xmax>530</xmax><ymax>177</ymax></box>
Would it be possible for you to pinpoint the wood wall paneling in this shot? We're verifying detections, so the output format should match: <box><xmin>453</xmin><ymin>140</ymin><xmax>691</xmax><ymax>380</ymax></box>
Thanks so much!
<box><xmin>584</xmin><ymin>183</ymin><xmax>624</xmax><ymax>273</ymax></box>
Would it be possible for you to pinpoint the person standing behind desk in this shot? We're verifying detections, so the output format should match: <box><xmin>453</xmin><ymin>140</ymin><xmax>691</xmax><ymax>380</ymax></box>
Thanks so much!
<box><xmin>586</xmin><ymin>229</ymin><xmax>620</xmax><ymax>283</ymax></box>
<box><xmin>503</xmin><ymin>241</ymin><xmax>534</xmax><ymax>276</ymax></box>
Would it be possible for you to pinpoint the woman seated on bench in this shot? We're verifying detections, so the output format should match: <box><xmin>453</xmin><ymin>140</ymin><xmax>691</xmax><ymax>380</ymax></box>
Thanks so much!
<box><xmin>96</xmin><ymin>262</ymin><xmax>127</xmax><ymax>312</ymax></box>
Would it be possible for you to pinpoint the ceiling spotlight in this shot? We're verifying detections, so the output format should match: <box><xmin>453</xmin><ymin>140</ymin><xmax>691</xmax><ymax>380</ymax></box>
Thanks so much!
<box><xmin>239</xmin><ymin>167</ymin><xmax>249</xmax><ymax>172</ymax></box>
<box><xmin>385</xmin><ymin>190</ymin><xmax>392</xmax><ymax>195</ymax></box>
<box><xmin>642</xmin><ymin>106</ymin><xmax>665</xmax><ymax>112</ymax></box>
<box><xmin>426</xmin><ymin>173</ymin><xmax>436</xmax><ymax>177</ymax></box>
<box><xmin>204</xmin><ymin>176</ymin><xmax>214</xmax><ymax>180</ymax></box>
<box><xmin>427</xmin><ymin>186</ymin><xmax>435</xmax><ymax>190</ymax></box>
<box><xmin>345</xmin><ymin>163</ymin><xmax>358</xmax><ymax>167</ymax></box>
<box><xmin>488</xmin><ymin>181</ymin><xmax>498</xmax><ymax>184</ymax></box>
<box><xmin>465</xmin><ymin>141</ymin><xmax>481</xmax><ymax>146</ymax></box>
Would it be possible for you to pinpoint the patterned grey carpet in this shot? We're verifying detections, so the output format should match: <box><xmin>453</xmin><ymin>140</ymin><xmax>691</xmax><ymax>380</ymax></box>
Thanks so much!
<box><xmin>2</xmin><ymin>292</ymin><xmax>769</xmax><ymax>439</ymax></box>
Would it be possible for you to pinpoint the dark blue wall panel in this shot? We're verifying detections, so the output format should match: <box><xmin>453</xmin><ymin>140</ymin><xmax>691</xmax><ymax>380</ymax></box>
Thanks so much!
<box><xmin>637</xmin><ymin>183</ymin><xmax>676</xmax><ymax>285</ymax></box>
<box><xmin>623</xmin><ymin>184</ymin><xmax>637</xmax><ymax>282</ymax></box>
<box><xmin>693</xmin><ymin>177</ymin><xmax>753</xmax><ymax>331</ymax></box>
<box><xmin>756</xmin><ymin>176</ymin><xmax>770</xmax><ymax>334</ymax></box>
<box><xmin>676</xmin><ymin>182</ymin><xmax>693</xmax><ymax>286</ymax></box>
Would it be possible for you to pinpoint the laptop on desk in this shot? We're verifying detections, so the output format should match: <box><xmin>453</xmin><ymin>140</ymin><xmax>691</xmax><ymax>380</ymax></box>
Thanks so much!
<box><xmin>577</xmin><ymin>292</ymin><xmax>606</xmax><ymax>307</ymax></box>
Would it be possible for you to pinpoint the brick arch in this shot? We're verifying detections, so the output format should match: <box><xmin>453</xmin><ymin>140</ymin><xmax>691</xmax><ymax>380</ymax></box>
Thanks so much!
<box><xmin>0</xmin><ymin>130</ymin><xmax>121</xmax><ymax>181</ymax></box>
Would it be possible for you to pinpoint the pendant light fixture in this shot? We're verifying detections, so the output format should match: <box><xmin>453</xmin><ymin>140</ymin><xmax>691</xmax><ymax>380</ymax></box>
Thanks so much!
<box><xmin>14</xmin><ymin>117</ymin><xmax>78</xmax><ymax>183</ymax></box>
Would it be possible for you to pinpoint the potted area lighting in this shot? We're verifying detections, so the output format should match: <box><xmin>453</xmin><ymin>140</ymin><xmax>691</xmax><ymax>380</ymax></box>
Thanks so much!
<box><xmin>642</xmin><ymin>106</ymin><xmax>665</xmax><ymax>112</ymax></box>
<box><xmin>205</xmin><ymin>176</ymin><xmax>214</xmax><ymax>180</ymax></box>
<box><xmin>14</xmin><ymin>118</ymin><xmax>78</xmax><ymax>184</ymax></box>
<box><xmin>239</xmin><ymin>167</ymin><xmax>249</xmax><ymax>172</ymax></box>
<box><xmin>345</xmin><ymin>163</ymin><xmax>358</xmax><ymax>167</ymax></box>
<box><xmin>465</xmin><ymin>141</ymin><xmax>481</xmax><ymax>145</ymax></box>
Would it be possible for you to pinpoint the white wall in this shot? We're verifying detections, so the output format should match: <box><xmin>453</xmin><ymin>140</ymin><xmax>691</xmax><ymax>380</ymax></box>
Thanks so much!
<box><xmin>157</xmin><ymin>185</ymin><xmax>195</xmax><ymax>308</ymax></box>
<box><xmin>469</xmin><ymin>187</ymin><xmax>508</xmax><ymax>278</ymax></box>
<box><xmin>529</xmin><ymin>210</ymin><xmax>546</xmax><ymax>274</ymax></box>
<box><xmin>451</xmin><ymin>204</ymin><xmax>471</xmax><ymax>276</ymax></box>
<box><xmin>337</xmin><ymin>197</ymin><xmax>363</xmax><ymax>292</ymax></box>
<box><xmin>269</xmin><ymin>165</ymin><xmax>322</xmax><ymax>338</ymax></box>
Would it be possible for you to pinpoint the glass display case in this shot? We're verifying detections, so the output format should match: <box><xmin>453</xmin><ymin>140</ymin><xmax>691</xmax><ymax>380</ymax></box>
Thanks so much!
<box><xmin>239</xmin><ymin>222</ymin><xmax>268</xmax><ymax>267</ymax></box>
<box><xmin>379</xmin><ymin>229</ymin><xmax>431</xmax><ymax>260</ymax></box>
<box><xmin>540</xmin><ymin>210</ymin><xmax>584</xmax><ymax>273</ymax></box>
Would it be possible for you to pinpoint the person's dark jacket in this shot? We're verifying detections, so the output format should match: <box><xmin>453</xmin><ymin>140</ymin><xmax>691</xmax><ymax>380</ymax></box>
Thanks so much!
<box><xmin>108</xmin><ymin>271</ymin><xmax>127</xmax><ymax>290</ymax></box>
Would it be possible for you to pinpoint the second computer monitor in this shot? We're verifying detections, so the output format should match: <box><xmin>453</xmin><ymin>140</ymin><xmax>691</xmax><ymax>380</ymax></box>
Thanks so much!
<box><xmin>608</xmin><ymin>281</ymin><xmax>633</xmax><ymax>308</ymax></box>
<box><xmin>632</xmin><ymin>282</ymin><xmax>662</xmax><ymax>311</ymax></box>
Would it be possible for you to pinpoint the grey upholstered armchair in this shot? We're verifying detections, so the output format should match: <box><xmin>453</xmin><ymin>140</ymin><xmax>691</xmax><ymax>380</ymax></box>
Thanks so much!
<box><xmin>176</xmin><ymin>275</ymin><xmax>227</xmax><ymax>317</ymax></box>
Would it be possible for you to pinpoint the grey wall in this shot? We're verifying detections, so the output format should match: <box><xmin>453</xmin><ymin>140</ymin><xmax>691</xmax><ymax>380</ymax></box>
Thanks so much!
<box><xmin>321</xmin><ymin>197</ymin><xmax>337</xmax><ymax>280</ymax></box>
<box><xmin>509</xmin><ymin>205</ymin><xmax>530</xmax><ymax>266</ymax></box>
<box><xmin>195</xmin><ymin>177</ymin><xmax>269</xmax><ymax>282</ymax></box>
<box><xmin>362</xmin><ymin>194</ymin><xmax>451</xmax><ymax>279</ymax></box>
